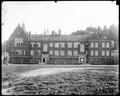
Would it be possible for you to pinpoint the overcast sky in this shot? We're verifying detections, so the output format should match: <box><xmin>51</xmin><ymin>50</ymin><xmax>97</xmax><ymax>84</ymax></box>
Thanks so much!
<box><xmin>2</xmin><ymin>1</ymin><xmax>118</xmax><ymax>43</ymax></box>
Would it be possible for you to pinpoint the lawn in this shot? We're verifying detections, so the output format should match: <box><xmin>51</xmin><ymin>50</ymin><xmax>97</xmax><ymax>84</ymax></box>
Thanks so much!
<box><xmin>2</xmin><ymin>64</ymin><xmax>119</xmax><ymax>95</ymax></box>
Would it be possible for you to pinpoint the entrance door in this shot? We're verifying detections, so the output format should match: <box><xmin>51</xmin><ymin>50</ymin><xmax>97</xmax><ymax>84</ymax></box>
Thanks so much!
<box><xmin>43</xmin><ymin>58</ymin><xmax>46</xmax><ymax>63</ymax></box>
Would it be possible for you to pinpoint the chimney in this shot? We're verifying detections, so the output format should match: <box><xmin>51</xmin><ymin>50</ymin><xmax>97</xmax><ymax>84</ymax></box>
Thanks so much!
<box><xmin>52</xmin><ymin>30</ymin><xmax>54</xmax><ymax>36</ymax></box>
<box><xmin>58</xmin><ymin>29</ymin><xmax>61</xmax><ymax>36</ymax></box>
<box><xmin>29</xmin><ymin>31</ymin><xmax>31</xmax><ymax>36</ymax></box>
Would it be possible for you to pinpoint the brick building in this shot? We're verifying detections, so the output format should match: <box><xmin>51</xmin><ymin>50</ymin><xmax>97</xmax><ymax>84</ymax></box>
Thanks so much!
<box><xmin>3</xmin><ymin>24</ymin><xmax>114</xmax><ymax>64</ymax></box>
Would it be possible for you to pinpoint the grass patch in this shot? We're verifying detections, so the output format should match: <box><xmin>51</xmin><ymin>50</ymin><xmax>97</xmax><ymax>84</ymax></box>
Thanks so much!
<box><xmin>2</xmin><ymin>65</ymin><xmax>119</xmax><ymax>95</ymax></box>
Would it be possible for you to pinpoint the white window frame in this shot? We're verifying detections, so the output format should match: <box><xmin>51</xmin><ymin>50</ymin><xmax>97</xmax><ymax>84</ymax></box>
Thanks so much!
<box><xmin>95</xmin><ymin>50</ymin><xmax>98</xmax><ymax>56</ymax></box>
<box><xmin>68</xmin><ymin>42</ymin><xmax>72</xmax><ymax>48</ymax></box>
<box><xmin>30</xmin><ymin>42</ymin><xmax>35</xmax><ymax>47</ymax></box>
<box><xmin>106</xmin><ymin>42</ymin><xmax>109</xmax><ymax>48</ymax></box>
<box><xmin>30</xmin><ymin>50</ymin><xmax>34</xmax><ymax>55</ymax></box>
<box><xmin>36</xmin><ymin>42</ymin><xmax>41</xmax><ymax>47</ymax></box>
<box><xmin>102</xmin><ymin>50</ymin><xmax>105</xmax><ymax>56</ymax></box>
<box><xmin>102</xmin><ymin>42</ymin><xmax>105</xmax><ymax>48</ymax></box>
<box><xmin>68</xmin><ymin>50</ymin><xmax>72</xmax><ymax>56</ymax></box>
<box><xmin>73</xmin><ymin>50</ymin><xmax>78</xmax><ymax>56</ymax></box>
<box><xmin>60</xmin><ymin>42</ymin><xmax>65</xmax><ymax>48</ymax></box>
<box><xmin>43</xmin><ymin>44</ymin><xmax>48</xmax><ymax>52</ymax></box>
<box><xmin>91</xmin><ymin>42</ymin><xmax>94</xmax><ymax>48</ymax></box>
<box><xmin>106</xmin><ymin>50</ymin><xmax>110</xmax><ymax>56</ymax></box>
<box><xmin>74</xmin><ymin>42</ymin><xmax>79</xmax><ymax>48</ymax></box>
<box><xmin>36</xmin><ymin>50</ymin><xmax>41</xmax><ymax>55</ymax></box>
<box><xmin>55</xmin><ymin>42</ymin><xmax>59</xmax><ymax>48</ymax></box>
<box><xmin>54</xmin><ymin>50</ymin><xmax>59</xmax><ymax>56</ymax></box>
<box><xmin>16</xmin><ymin>49</ymin><xmax>22</xmax><ymax>55</ymax></box>
<box><xmin>95</xmin><ymin>42</ymin><xmax>98</xmax><ymax>48</ymax></box>
<box><xmin>50</xmin><ymin>50</ymin><xmax>53</xmax><ymax>55</ymax></box>
<box><xmin>50</xmin><ymin>42</ymin><xmax>53</xmax><ymax>47</ymax></box>
<box><xmin>91</xmin><ymin>50</ymin><xmax>94</xmax><ymax>56</ymax></box>
<box><xmin>80</xmin><ymin>44</ymin><xmax>85</xmax><ymax>52</ymax></box>
<box><xmin>60</xmin><ymin>50</ymin><xmax>65</xmax><ymax>56</ymax></box>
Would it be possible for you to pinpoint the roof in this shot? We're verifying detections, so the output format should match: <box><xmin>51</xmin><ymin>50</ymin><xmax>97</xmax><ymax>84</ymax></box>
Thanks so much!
<box><xmin>30</xmin><ymin>34</ymin><xmax>91</xmax><ymax>41</ymax></box>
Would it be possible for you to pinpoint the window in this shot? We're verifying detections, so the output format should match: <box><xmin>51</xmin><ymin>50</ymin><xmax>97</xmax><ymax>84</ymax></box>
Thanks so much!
<box><xmin>80</xmin><ymin>44</ymin><xmax>85</xmax><ymax>52</ymax></box>
<box><xmin>30</xmin><ymin>50</ymin><xmax>34</xmax><ymax>55</ymax></box>
<box><xmin>36</xmin><ymin>50</ymin><xmax>41</xmax><ymax>55</ymax></box>
<box><xmin>55</xmin><ymin>42</ymin><xmax>59</xmax><ymax>48</ymax></box>
<box><xmin>43</xmin><ymin>44</ymin><xmax>48</xmax><ymax>52</ymax></box>
<box><xmin>91</xmin><ymin>50</ymin><xmax>94</xmax><ymax>56</ymax></box>
<box><xmin>30</xmin><ymin>42</ymin><xmax>35</xmax><ymax>47</ymax></box>
<box><xmin>95</xmin><ymin>42</ymin><xmax>98</xmax><ymax>48</ymax></box>
<box><xmin>36</xmin><ymin>42</ymin><xmax>41</xmax><ymax>47</ymax></box>
<box><xmin>91</xmin><ymin>42</ymin><xmax>94</xmax><ymax>48</ymax></box>
<box><xmin>106</xmin><ymin>50</ymin><xmax>109</xmax><ymax>56</ymax></box>
<box><xmin>50</xmin><ymin>50</ymin><xmax>53</xmax><ymax>55</ymax></box>
<box><xmin>54</xmin><ymin>50</ymin><xmax>59</xmax><ymax>56</ymax></box>
<box><xmin>95</xmin><ymin>50</ymin><xmax>98</xmax><ymax>56</ymax></box>
<box><xmin>106</xmin><ymin>42</ymin><xmax>109</xmax><ymax>48</ymax></box>
<box><xmin>73</xmin><ymin>50</ymin><xmax>78</xmax><ymax>56</ymax></box>
<box><xmin>102</xmin><ymin>42</ymin><xmax>105</xmax><ymax>48</ymax></box>
<box><xmin>68</xmin><ymin>50</ymin><xmax>72</xmax><ymax>56</ymax></box>
<box><xmin>50</xmin><ymin>42</ymin><xmax>53</xmax><ymax>47</ymax></box>
<box><xmin>60</xmin><ymin>50</ymin><xmax>65</xmax><ymax>56</ymax></box>
<box><xmin>14</xmin><ymin>38</ymin><xmax>23</xmax><ymax>47</ymax></box>
<box><xmin>102</xmin><ymin>50</ymin><xmax>105</xmax><ymax>56</ymax></box>
<box><xmin>68</xmin><ymin>42</ymin><xmax>72</xmax><ymax>48</ymax></box>
<box><xmin>74</xmin><ymin>42</ymin><xmax>79</xmax><ymax>48</ymax></box>
<box><xmin>60</xmin><ymin>42</ymin><xmax>65</xmax><ymax>48</ymax></box>
<box><xmin>15</xmin><ymin>50</ymin><xmax>22</xmax><ymax>55</ymax></box>
<box><xmin>22</xmin><ymin>50</ymin><xmax>26</xmax><ymax>55</ymax></box>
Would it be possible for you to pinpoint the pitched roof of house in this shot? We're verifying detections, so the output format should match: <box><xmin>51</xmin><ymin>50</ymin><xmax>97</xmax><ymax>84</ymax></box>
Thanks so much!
<box><xmin>30</xmin><ymin>34</ymin><xmax>91</xmax><ymax>41</ymax></box>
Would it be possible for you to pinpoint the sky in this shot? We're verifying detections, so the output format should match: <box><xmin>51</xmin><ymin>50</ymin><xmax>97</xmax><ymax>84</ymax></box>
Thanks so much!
<box><xmin>2</xmin><ymin>1</ymin><xmax>119</xmax><ymax>43</ymax></box>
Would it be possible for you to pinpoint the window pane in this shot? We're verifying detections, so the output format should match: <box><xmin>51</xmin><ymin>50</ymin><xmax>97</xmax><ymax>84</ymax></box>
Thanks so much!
<box><xmin>30</xmin><ymin>50</ymin><xmax>34</xmax><ymax>55</ymax></box>
<box><xmin>43</xmin><ymin>44</ymin><xmax>48</xmax><ymax>52</ymax></box>
<box><xmin>102</xmin><ymin>42</ymin><xmax>105</xmax><ymax>48</ymax></box>
<box><xmin>95</xmin><ymin>50</ymin><xmax>98</xmax><ymax>56</ymax></box>
<box><xmin>16</xmin><ymin>50</ymin><xmax>22</xmax><ymax>55</ymax></box>
<box><xmin>80</xmin><ymin>44</ymin><xmax>85</xmax><ymax>52</ymax></box>
<box><xmin>50</xmin><ymin>43</ymin><xmax>53</xmax><ymax>47</ymax></box>
<box><xmin>50</xmin><ymin>50</ymin><xmax>53</xmax><ymax>55</ymax></box>
<box><xmin>36</xmin><ymin>50</ymin><xmax>41</xmax><ymax>55</ymax></box>
<box><xmin>60</xmin><ymin>50</ymin><xmax>64</xmax><ymax>56</ymax></box>
<box><xmin>68</xmin><ymin>42</ymin><xmax>72</xmax><ymax>48</ymax></box>
<box><xmin>68</xmin><ymin>50</ymin><xmax>72</xmax><ymax>56</ymax></box>
<box><xmin>37</xmin><ymin>42</ymin><xmax>41</xmax><ymax>47</ymax></box>
<box><xmin>106</xmin><ymin>50</ymin><xmax>109</xmax><ymax>56</ymax></box>
<box><xmin>55</xmin><ymin>50</ymin><xmax>59</xmax><ymax>56</ymax></box>
<box><xmin>102</xmin><ymin>50</ymin><xmax>105</xmax><ymax>56</ymax></box>
<box><xmin>106</xmin><ymin>42</ymin><xmax>109</xmax><ymax>48</ymax></box>
<box><xmin>95</xmin><ymin>42</ymin><xmax>98</xmax><ymax>48</ymax></box>
<box><xmin>55</xmin><ymin>43</ymin><xmax>59</xmax><ymax>48</ymax></box>
<box><xmin>15</xmin><ymin>38</ymin><xmax>23</xmax><ymax>47</ymax></box>
<box><xmin>74</xmin><ymin>42</ymin><xmax>79</xmax><ymax>48</ymax></box>
<box><xmin>60</xmin><ymin>42</ymin><xmax>65</xmax><ymax>48</ymax></box>
<box><xmin>91</xmin><ymin>42</ymin><xmax>94</xmax><ymax>48</ymax></box>
<box><xmin>73</xmin><ymin>50</ymin><xmax>78</xmax><ymax>56</ymax></box>
<box><xmin>91</xmin><ymin>50</ymin><xmax>94</xmax><ymax>56</ymax></box>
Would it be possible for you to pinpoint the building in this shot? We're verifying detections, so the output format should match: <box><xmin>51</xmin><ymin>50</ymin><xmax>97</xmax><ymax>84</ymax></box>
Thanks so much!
<box><xmin>2</xmin><ymin>24</ymin><xmax>115</xmax><ymax>64</ymax></box>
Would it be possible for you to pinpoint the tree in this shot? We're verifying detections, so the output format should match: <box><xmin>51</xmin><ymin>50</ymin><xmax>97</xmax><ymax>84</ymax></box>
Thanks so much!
<box><xmin>108</xmin><ymin>24</ymin><xmax>118</xmax><ymax>49</ymax></box>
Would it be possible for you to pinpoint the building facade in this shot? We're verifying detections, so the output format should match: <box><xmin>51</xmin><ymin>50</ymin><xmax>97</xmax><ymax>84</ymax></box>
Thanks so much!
<box><xmin>3</xmin><ymin>24</ymin><xmax>114</xmax><ymax>64</ymax></box>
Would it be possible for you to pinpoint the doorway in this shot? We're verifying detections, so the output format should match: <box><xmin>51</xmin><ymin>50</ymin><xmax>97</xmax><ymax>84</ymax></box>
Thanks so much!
<box><xmin>42</xmin><ymin>58</ymin><xmax>46</xmax><ymax>63</ymax></box>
